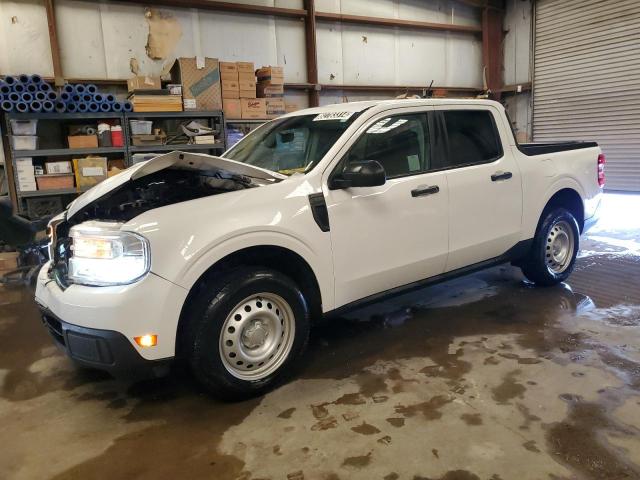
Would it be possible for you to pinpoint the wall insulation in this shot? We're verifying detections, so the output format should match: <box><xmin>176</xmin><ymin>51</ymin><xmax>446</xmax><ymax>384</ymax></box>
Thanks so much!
<box><xmin>534</xmin><ymin>0</ymin><xmax>640</xmax><ymax>192</ymax></box>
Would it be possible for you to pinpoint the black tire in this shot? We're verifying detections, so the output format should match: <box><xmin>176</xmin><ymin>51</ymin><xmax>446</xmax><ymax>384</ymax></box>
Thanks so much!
<box><xmin>184</xmin><ymin>268</ymin><xmax>310</xmax><ymax>400</ymax></box>
<box><xmin>520</xmin><ymin>208</ymin><xmax>580</xmax><ymax>286</ymax></box>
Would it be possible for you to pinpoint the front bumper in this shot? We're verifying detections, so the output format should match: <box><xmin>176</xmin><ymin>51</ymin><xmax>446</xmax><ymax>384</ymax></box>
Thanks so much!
<box><xmin>35</xmin><ymin>261</ymin><xmax>189</xmax><ymax>377</ymax></box>
<box><xmin>40</xmin><ymin>307</ymin><xmax>171</xmax><ymax>379</ymax></box>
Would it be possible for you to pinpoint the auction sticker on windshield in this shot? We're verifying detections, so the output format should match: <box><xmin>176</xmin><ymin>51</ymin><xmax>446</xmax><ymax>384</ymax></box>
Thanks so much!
<box><xmin>313</xmin><ymin>111</ymin><xmax>355</xmax><ymax>122</ymax></box>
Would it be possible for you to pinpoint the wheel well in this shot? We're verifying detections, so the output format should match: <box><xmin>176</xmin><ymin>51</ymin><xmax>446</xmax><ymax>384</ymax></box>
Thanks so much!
<box><xmin>540</xmin><ymin>188</ymin><xmax>584</xmax><ymax>232</ymax></box>
<box><xmin>176</xmin><ymin>245</ymin><xmax>322</xmax><ymax>358</ymax></box>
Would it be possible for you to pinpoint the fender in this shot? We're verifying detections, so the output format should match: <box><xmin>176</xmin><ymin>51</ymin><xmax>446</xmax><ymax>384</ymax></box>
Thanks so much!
<box><xmin>525</xmin><ymin>177</ymin><xmax>585</xmax><ymax>239</ymax></box>
<box><xmin>174</xmin><ymin>229</ymin><xmax>335</xmax><ymax>312</ymax></box>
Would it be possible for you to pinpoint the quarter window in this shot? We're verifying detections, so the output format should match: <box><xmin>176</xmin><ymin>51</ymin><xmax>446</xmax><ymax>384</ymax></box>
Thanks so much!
<box><xmin>344</xmin><ymin>114</ymin><xmax>429</xmax><ymax>179</ymax></box>
<box><xmin>442</xmin><ymin>110</ymin><xmax>502</xmax><ymax>168</ymax></box>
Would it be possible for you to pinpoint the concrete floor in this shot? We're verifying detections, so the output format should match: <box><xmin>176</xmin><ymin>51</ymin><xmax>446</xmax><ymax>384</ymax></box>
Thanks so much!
<box><xmin>1</xmin><ymin>194</ymin><xmax>640</xmax><ymax>480</ymax></box>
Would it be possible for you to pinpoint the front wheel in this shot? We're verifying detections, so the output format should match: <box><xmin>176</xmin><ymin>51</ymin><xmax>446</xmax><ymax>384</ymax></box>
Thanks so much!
<box><xmin>185</xmin><ymin>268</ymin><xmax>310</xmax><ymax>400</ymax></box>
<box><xmin>520</xmin><ymin>208</ymin><xmax>580</xmax><ymax>286</ymax></box>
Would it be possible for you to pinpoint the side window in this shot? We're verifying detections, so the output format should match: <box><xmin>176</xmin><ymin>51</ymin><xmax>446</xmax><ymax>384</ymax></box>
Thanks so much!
<box><xmin>442</xmin><ymin>110</ymin><xmax>502</xmax><ymax>168</ymax></box>
<box><xmin>344</xmin><ymin>114</ymin><xmax>429</xmax><ymax>179</ymax></box>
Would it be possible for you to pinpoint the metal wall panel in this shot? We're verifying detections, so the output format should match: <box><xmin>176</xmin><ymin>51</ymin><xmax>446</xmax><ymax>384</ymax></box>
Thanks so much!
<box><xmin>534</xmin><ymin>0</ymin><xmax>640</xmax><ymax>191</ymax></box>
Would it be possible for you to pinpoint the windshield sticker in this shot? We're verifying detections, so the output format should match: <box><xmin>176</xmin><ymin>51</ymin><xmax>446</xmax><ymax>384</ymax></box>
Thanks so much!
<box><xmin>313</xmin><ymin>111</ymin><xmax>355</xmax><ymax>122</ymax></box>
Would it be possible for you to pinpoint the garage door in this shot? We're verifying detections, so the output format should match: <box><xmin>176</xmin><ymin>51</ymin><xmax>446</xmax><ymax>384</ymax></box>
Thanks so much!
<box><xmin>533</xmin><ymin>0</ymin><xmax>640</xmax><ymax>192</ymax></box>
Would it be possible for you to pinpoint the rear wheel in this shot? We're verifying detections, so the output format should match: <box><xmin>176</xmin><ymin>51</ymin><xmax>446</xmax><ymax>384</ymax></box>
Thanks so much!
<box><xmin>521</xmin><ymin>208</ymin><xmax>580</xmax><ymax>286</ymax></box>
<box><xmin>185</xmin><ymin>268</ymin><xmax>310</xmax><ymax>400</ymax></box>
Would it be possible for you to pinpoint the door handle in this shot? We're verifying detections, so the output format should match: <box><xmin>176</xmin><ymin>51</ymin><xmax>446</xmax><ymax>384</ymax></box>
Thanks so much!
<box><xmin>491</xmin><ymin>171</ymin><xmax>513</xmax><ymax>181</ymax></box>
<box><xmin>411</xmin><ymin>185</ymin><xmax>439</xmax><ymax>197</ymax></box>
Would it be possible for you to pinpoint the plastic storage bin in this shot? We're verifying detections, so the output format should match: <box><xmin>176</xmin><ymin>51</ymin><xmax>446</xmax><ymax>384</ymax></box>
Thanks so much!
<box><xmin>129</xmin><ymin>120</ymin><xmax>153</xmax><ymax>135</ymax></box>
<box><xmin>10</xmin><ymin>119</ymin><xmax>38</xmax><ymax>136</ymax></box>
<box><xmin>11</xmin><ymin>136</ymin><xmax>38</xmax><ymax>151</ymax></box>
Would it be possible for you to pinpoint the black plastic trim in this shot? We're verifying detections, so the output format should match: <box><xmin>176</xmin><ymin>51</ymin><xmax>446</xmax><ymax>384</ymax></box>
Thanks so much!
<box><xmin>325</xmin><ymin>239</ymin><xmax>533</xmax><ymax>318</ymax></box>
<box><xmin>39</xmin><ymin>307</ymin><xmax>172</xmax><ymax>380</ymax></box>
<box><xmin>308</xmin><ymin>193</ymin><xmax>330</xmax><ymax>232</ymax></box>
<box><xmin>517</xmin><ymin>142</ymin><xmax>599</xmax><ymax>156</ymax></box>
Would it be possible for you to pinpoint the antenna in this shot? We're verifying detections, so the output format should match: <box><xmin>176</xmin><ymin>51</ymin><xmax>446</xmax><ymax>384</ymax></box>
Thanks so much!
<box><xmin>424</xmin><ymin>80</ymin><xmax>434</xmax><ymax>98</ymax></box>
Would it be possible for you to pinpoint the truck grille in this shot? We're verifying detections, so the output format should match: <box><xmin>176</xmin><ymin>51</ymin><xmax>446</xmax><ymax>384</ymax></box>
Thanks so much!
<box><xmin>50</xmin><ymin>219</ymin><xmax>72</xmax><ymax>289</ymax></box>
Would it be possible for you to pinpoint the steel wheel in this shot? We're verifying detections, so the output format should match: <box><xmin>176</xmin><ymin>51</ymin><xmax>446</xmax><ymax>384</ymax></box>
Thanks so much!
<box><xmin>219</xmin><ymin>292</ymin><xmax>296</xmax><ymax>380</ymax></box>
<box><xmin>545</xmin><ymin>220</ymin><xmax>575</xmax><ymax>274</ymax></box>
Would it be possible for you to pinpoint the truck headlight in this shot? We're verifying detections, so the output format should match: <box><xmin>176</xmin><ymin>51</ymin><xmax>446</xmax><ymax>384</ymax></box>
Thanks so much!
<box><xmin>68</xmin><ymin>221</ymin><xmax>150</xmax><ymax>286</ymax></box>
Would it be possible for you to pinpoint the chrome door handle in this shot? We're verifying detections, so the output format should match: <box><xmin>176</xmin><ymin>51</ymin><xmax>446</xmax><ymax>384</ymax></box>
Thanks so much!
<box><xmin>491</xmin><ymin>171</ymin><xmax>513</xmax><ymax>181</ymax></box>
<box><xmin>411</xmin><ymin>185</ymin><xmax>439</xmax><ymax>197</ymax></box>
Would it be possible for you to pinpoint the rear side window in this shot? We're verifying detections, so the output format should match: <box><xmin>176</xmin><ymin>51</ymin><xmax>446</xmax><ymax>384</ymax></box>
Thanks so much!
<box><xmin>442</xmin><ymin>110</ymin><xmax>502</xmax><ymax>167</ymax></box>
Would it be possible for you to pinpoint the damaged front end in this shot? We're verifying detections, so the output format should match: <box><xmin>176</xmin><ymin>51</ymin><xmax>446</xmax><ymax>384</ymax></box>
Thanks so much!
<box><xmin>47</xmin><ymin>151</ymin><xmax>285</xmax><ymax>288</ymax></box>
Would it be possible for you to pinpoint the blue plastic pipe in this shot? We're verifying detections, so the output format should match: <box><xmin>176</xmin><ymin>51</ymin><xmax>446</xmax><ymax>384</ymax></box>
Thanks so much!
<box><xmin>35</xmin><ymin>91</ymin><xmax>47</xmax><ymax>101</ymax></box>
<box><xmin>26</xmin><ymin>83</ymin><xmax>38</xmax><ymax>93</ymax></box>
<box><xmin>30</xmin><ymin>74</ymin><xmax>43</xmax><ymax>85</ymax></box>
<box><xmin>112</xmin><ymin>102</ymin><xmax>123</xmax><ymax>112</ymax></box>
<box><xmin>42</xmin><ymin>100</ymin><xmax>55</xmax><ymax>112</ymax></box>
<box><xmin>0</xmin><ymin>83</ymin><xmax>10</xmax><ymax>95</ymax></box>
<box><xmin>1</xmin><ymin>100</ymin><xmax>13</xmax><ymax>112</ymax></box>
<box><xmin>82</xmin><ymin>94</ymin><xmax>93</xmax><ymax>103</ymax></box>
<box><xmin>46</xmin><ymin>91</ymin><xmax>58</xmax><ymax>101</ymax></box>
<box><xmin>8</xmin><ymin>92</ymin><xmax>20</xmax><ymax>102</ymax></box>
<box><xmin>18</xmin><ymin>74</ymin><xmax>30</xmax><ymax>84</ymax></box>
<box><xmin>67</xmin><ymin>103</ymin><xmax>78</xmax><ymax>113</ymax></box>
<box><xmin>105</xmin><ymin>94</ymin><xmax>116</xmax><ymax>103</ymax></box>
<box><xmin>15</xmin><ymin>101</ymin><xmax>29</xmax><ymax>113</ymax></box>
<box><xmin>123</xmin><ymin>101</ymin><xmax>133</xmax><ymax>112</ymax></box>
<box><xmin>55</xmin><ymin>101</ymin><xmax>66</xmax><ymax>113</ymax></box>
<box><xmin>77</xmin><ymin>103</ymin><xmax>89</xmax><ymax>113</ymax></box>
<box><xmin>13</xmin><ymin>83</ymin><xmax>25</xmax><ymax>94</ymax></box>
<box><xmin>30</xmin><ymin>100</ymin><xmax>42</xmax><ymax>112</ymax></box>
<box><xmin>39</xmin><ymin>82</ymin><xmax>52</xmax><ymax>92</ymax></box>
<box><xmin>85</xmin><ymin>84</ymin><xmax>98</xmax><ymax>94</ymax></box>
<box><xmin>94</xmin><ymin>93</ymin><xmax>104</xmax><ymax>103</ymax></box>
<box><xmin>63</xmin><ymin>84</ymin><xmax>74</xmax><ymax>94</ymax></box>
<box><xmin>60</xmin><ymin>92</ymin><xmax>71</xmax><ymax>103</ymax></box>
<box><xmin>74</xmin><ymin>84</ymin><xmax>86</xmax><ymax>94</ymax></box>
<box><xmin>88</xmin><ymin>102</ymin><xmax>100</xmax><ymax>112</ymax></box>
<box><xmin>21</xmin><ymin>93</ymin><xmax>33</xmax><ymax>103</ymax></box>
<box><xmin>3</xmin><ymin>76</ymin><xmax>17</xmax><ymax>86</ymax></box>
<box><xmin>100</xmin><ymin>102</ymin><xmax>111</xmax><ymax>112</ymax></box>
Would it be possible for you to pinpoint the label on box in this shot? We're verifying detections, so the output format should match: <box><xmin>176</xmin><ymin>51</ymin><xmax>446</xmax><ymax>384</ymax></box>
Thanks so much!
<box><xmin>183</xmin><ymin>98</ymin><xmax>197</xmax><ymax>110</ymax></box>
<box><xmin>190</xmin><ymin>69</ymin><xmax>221</xmax><ymax>97</ymax></box>
<box><xmin>82</xmin><ymin>167</ymin><xmax>105</xmax><ymax>177</ymax></box>
<box><xmin>196</xmin><ymin>56</ymin><xmax>205</xmax><ymax>69</ymax></box>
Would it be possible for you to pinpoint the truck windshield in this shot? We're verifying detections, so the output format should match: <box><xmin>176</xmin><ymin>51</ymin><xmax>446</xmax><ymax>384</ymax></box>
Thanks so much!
<box><xmin>224</xmin><ymin>113</ymin><xmax>360</xmax><ymax>175</ymax></box>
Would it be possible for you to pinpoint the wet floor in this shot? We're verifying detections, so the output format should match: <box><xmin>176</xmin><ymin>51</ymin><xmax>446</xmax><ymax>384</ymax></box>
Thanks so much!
<box><xmin>1</xmin><ymin>193</ymin><xmax>640</xmax><ymax>480</ymax></box>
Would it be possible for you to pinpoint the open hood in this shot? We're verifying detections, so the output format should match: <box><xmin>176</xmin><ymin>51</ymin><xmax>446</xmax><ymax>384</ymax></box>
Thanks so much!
<box><xmin>67</xmin><ymin>151</ymin><xmax>285</xmax><ymax>219</ymax></box>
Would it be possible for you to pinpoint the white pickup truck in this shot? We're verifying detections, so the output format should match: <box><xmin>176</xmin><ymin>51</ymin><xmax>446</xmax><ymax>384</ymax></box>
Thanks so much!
<box><xmin>36</xmin><ymin>99</ymin><xmax>604</xmax><ymax>399</ymax></box>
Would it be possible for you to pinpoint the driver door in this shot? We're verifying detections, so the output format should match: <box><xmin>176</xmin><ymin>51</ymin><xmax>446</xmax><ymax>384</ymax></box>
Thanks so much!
<box><xmin>323</xmin><ymin>110</ymin><xmax>449</xmax><ymax>308</ymax></box>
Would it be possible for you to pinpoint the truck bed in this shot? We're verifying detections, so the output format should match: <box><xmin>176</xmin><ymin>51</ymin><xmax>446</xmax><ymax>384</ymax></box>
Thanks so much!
<box><xmin>518</xmin><ymin>141</ymin><xmax>598</xmax><ymax>156</ymax></box>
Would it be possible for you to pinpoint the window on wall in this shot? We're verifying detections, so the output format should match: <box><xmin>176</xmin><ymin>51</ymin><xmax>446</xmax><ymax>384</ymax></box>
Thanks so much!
<box><xmin>442</xmin><ymin>110</ymin><xmax>502</xmax><ymax>168</ymax></box>
<box><xmin>344</xmin><ymin>114</ymin><xmax>429</xmax><ymax>179</ymax></box>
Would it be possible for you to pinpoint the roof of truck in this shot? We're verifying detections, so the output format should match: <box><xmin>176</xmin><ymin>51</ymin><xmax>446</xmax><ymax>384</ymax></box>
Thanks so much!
<box><xmin>281</xmin><ymin>98</ymin><xmax>503</xmax><ymax>118</ymax></box>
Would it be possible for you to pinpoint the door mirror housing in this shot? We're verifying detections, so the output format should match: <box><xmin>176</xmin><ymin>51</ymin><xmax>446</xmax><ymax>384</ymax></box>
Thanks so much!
<box><xmin>330</xmin><ymin>160</ymin><xmax>386</xmax><ymax>189</ymax></box>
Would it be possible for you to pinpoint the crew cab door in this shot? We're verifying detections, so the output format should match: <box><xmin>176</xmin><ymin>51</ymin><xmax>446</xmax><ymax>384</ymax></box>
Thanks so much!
<box><xmin>435</xmin><ymin>106</ymin><xmax>523</xmax><ymax>271</ymax></box>
<box><xmin>323</xmin><ymin>110</ymin><xmax>449</xmax><ymax>308</ymax></box>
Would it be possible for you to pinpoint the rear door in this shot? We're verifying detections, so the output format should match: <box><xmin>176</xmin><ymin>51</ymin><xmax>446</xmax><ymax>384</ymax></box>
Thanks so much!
<box><xmin>436</xmin><ymin>106</ymin><xmax>523</xmax><ymax>271</ymax></box>
<box><xmin>323</xmin><ymin>109</ymin><xmax>449</xmax><ymax>308</ymax></box>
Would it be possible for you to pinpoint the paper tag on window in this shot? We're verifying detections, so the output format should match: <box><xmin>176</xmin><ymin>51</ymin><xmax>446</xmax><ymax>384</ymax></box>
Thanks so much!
<box><xmin>183</xmin><ymin>98</ymin><xmax>197</xmax><ymax>110</ymax></box>
<box><xmin>407</xmin><ymin>155</ymin><xmax>420</xmax><ymax>171</ymax></box>
<box><xmin>196</xmin><ymin>56</ymin><xmax>205</xmax><ymax>69</ymax></box>
<box><xmin>313</xmin><ymin>111</ymin><xmax>354</xmax><ymax>122</ymax></box>
<box><xmin>82</xmin><ymin>167</ymin><xmax>104</xmax><ymax>177</ymax></box>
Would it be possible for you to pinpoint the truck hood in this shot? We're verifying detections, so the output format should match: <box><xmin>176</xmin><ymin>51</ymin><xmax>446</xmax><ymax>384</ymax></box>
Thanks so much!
<box><xmin>67</xmin><ymin>151</ymin><xmax>286</xmax><ymax>219</ymax></box>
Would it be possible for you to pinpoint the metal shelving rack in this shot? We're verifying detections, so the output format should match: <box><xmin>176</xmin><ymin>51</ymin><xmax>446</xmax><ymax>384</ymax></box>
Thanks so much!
<box><xmin>1</xmin><ymin>110</ymin><xmax>226</xmax><ymax>216</ymax></box>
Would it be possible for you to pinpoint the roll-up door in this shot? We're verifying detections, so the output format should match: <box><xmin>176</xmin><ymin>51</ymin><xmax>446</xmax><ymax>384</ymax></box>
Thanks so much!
<box><xmin>533</xmin><ymin>0</ymin><xmax>640</xmax><ymax>191</ymax></box>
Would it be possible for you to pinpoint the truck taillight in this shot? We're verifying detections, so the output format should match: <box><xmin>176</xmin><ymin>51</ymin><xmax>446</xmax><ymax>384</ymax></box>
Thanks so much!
<box><xmin>597</xmin><ymin>153</ymin><xmax>605</xmax><ymax>187</ymax></box>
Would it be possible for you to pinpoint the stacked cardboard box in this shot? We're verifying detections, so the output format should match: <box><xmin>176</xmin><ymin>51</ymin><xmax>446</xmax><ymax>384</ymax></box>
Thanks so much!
<box><xmin>15</xmin><ymin>158</ymin><xmax>37</xmax><ymax>192</ymax></box>
<box><xmin>221</xmin><ymin>61</ymin><xmax>259</xmax><ymax>119</ymax></box>
<box><xmin>256</xmin><ymin>66</ymin><xmax>286</xmax><ymax>119</ymax></box>
<box><xmin>170</xmin><ymin>57</ymin><xmax>222</xmax><ymax>111</ymax></box>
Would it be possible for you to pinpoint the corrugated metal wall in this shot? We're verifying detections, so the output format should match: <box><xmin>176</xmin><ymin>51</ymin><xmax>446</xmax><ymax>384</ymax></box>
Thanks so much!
<box><xmin>533</xmin><ymin>0</ymin><xmax>640</xmax><ymax>192</ymax></box>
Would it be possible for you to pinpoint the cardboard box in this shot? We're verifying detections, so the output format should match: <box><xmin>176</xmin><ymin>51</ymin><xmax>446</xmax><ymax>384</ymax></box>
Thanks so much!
<box><xmin>127</xmin><ymin>75</ymin><xmax>161</xmax><ymax>92</ymax></box>
<box><xmin>241</xmin><ymin>98</ymin><xmax>267</xmax><ymax>119</ymax></box>
<box><xmin>257</xmin><ymin>83</ymin><xmax>284</xmax><ymax>98</ymax></box>
<box><xmin>73</xmin><ymin>157</ymin><xmax>108</xmax><ymax>191</ymax></box>
<box><xmin>256</xmin><ymin>66</ymin><xmax>284</xmax><ymax>85</ymax></box>
<box><xmin>238</xmin><ymin>71</ymin><xmax>256</xmax><ymax>83</ymax></box>
<box><xmin>266</xmin><ymin>98</ymin><xmax>286</xmax><ymax>118</ymax></box>
<box><xmin>36</xmin><ymin>174</ymin><xmax>74</xmax><ymax>191</ymax></box>
<box><xmin>45</xmin><ymin>161</ymin><xmax>72</xmax><ymax>175</ymax></box>
<box><xmin>170</xmin><ymin>57</ymin><xmax>223</xmax><ymax>111</ymax></box>
<box><xmin>222</xmin><ymin>80</ymin><xmax>240</xmax><ymax>99</ymax></box>
<box><xmin>219</xmin><ymin>62</ymin><xmax>239</xmax><ymax>81</ymax></box>
<box><xmin>285</xmin><ymin>102</ymin><xmax>300</xmax><ymax>113</ymax></box>
<box><xmin>237</xmin><ymin>62</ymin><xmax>254</xmax><ymax>74</ymax></box>
<box><xmin>68</xmin><ymin>135</ymin><xmax>98</xmax><ymax>149</ymax></box>
<box><xmin>223</xmin><ymin>99</ymin><xmax>242</xmax><ymax>119</ymax></box>
<box><xmin>239</xmin><ymin>79</ymin><xmax>256</xmax><ymax>99</ymax></box>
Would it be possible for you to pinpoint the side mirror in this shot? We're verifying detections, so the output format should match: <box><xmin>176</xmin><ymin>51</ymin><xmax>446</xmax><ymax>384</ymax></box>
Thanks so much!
<box><xmin>330</xmin><ymin>160</ymin><xmax>386</xmax><ymax>189</ymax></box>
